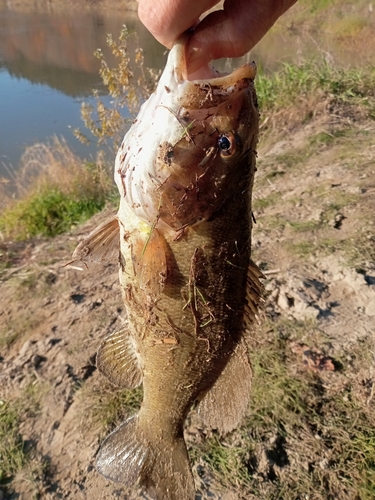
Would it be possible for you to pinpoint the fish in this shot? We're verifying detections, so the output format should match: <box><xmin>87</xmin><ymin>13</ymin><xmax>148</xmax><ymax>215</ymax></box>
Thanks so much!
<box><xmin>72</xmin><ymin>36</ymin><xmax>263</xmax><ymax>499</ymax></box>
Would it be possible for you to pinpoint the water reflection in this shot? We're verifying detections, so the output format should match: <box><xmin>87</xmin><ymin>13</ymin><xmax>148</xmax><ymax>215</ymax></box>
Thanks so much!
<box><xmin>0</xmin><ymin>1</ymin><xmax>373</xmax><ymax>179</ymax></box>
<box><xmin>0</xmin><ymin>5</ymin><xmax>166</xmax><ymax>96</ymax></box>
<box><xmin>0</xmin><ymin>2</ymin><xmax>166</xmax><ymax>176</ymax></box>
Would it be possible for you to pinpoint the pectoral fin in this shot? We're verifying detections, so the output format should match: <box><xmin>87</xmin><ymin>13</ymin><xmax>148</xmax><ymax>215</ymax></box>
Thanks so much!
<box><xmin>97</xmin><ymin>329</ymin><xmax>142</xmax><ymax>389</ymax></box>
<box><xmin>197</xmin><ymin>337</ymin><xmax>252</xmax><ymax>434</ymax></box>
<box><xmin>67</xmin><ymin>214</ymin><xmax>120</xmax><ymax>266</ymax></box>
<box><xmin>132</xmin><ymin>227</ymin><xmax>167</xmax><ymax>295</ymax></box>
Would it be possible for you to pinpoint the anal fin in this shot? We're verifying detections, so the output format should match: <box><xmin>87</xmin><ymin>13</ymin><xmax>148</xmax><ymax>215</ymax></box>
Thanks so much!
<box><xmin>97</xmin><ymin>328</ymin><xmax>142</xmax><ymax>389</ymax></box>
<box><xmin>197</xmin><ymin>337</ymin><xmax>252</xmax><ymax>434</ymax></box>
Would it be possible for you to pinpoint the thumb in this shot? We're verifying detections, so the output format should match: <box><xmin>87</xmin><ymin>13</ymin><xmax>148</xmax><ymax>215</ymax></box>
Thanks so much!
<box><xmin>187</xmin><ymin>0</ymin><xmax>297</xmax><ymax>74</ymax></box>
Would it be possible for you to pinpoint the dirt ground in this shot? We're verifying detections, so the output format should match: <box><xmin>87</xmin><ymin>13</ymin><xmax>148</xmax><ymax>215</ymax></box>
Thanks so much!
<box><xmin>1</xmin><ymin>0</ymin><xmax>375</xmax><ymax>496</ymax></box>
<box><xmin>1</xmin><ymin>104</ymin><xmax>374</xmax><ymax>498</ymax></box>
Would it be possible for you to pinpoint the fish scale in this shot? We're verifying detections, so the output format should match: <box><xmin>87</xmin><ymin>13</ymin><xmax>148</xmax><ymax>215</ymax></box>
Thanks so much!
<box><xmin>71</xmin><ymin>36</ymin><xmax>263</xmax><ymax>500</ymax></box>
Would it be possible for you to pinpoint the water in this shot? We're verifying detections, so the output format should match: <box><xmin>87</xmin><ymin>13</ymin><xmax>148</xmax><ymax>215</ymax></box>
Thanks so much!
<box><xmin>0</xmin><ymin>2</ymin><xmax>166</xmax><ymax>179</ymax></box>
<box><xmin>1</xmin><ymin>1</ymin><xmax>372</xmax><ymax>182</ymax></box>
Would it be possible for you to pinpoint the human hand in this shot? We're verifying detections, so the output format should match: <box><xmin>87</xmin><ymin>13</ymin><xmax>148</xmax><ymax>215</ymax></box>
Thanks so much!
<box><xmin>138</xmin><ymin>0</ymin><xmax>298</xmax><ymax>74</ymax></box>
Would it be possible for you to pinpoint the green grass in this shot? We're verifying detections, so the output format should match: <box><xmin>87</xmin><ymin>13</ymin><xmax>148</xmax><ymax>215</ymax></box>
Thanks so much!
<box><xmin>189</xmin><ymin>320</ymin><xmax>375</xmax><ymax>499</ymax></box>
<box><xmin>253</xmin><ymin>192</ymin><xmax>281</xmax><ymax>211</ymax></box>
<box><xmin>0</xmin><ymin>139</ymin><xmax>115</xmax><ymax>240</ymax></box>
<box><xmin>256</xmin><ymin>60</ymin><xmax>375</xmax><ymax>115</ymax></box>
<box><xmin>300</xmin><ymin>0</ymin><xmax>340</xmax><ymax>13</ymax></box>
<box><xmin>286</xmin><ymin>219</ymin><xmax>321</xmax><ymax>232</ymax></box>
<box><xmin>79</xmin><ymin>378</ymin><xmax>143</xmax><ymax>435</ymax></box>
<box><xmin>308</xmin><ymin>129</ymin><xmax>347</xmax><ymax>147</ymax></box>
<box><xmin>0</xmin><ymin>188</ymin><xmax>106</xmax><ymax>239</ymax></box>
<box><xmin>0</xmin><ymin>401</ymin><xmax>27</xmax><ymax>485</ymax></box>
<box><xmin>0</xmin><ymin>381</ymin><xmax>45</xmax><ymax>487</ymax></box>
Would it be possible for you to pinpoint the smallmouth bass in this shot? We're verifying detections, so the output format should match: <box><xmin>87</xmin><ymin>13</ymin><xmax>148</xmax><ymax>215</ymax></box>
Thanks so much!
<box><xmin>72</xmin><ymin>37</ymin><xmax>263</xmax><ymax>499</ymax></box>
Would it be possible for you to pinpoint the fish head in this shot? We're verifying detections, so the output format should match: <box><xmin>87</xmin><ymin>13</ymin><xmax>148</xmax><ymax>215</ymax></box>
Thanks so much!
<box><xmin>115</xmin><ymin>37</ymin><xmax>259</xmax><ymax>232</ymax></box>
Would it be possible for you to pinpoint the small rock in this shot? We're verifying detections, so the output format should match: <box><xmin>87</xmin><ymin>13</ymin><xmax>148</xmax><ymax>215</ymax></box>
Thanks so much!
<box><xmin>19</xmin><ymin>339</ymin><xmax>36</xmax><ymax>358</ymax></box>
<box><xmin>31</xmin><ymin>354</ymin><xmax>46</xmax><ymax>368</ymax></box>
<box><xmin>277</xmin><ymin>289</ymin><xmax>295</xmax><ymax>309</ymax></box>
<box><xmin>319</xmin><ymin>458</ymin><xmax>329</xmax><ymax>469</ymax></box>
<box><xmin>89</xmin><ymin>298</ymin><xmax>103</xmax><ymax>309</ymax></box>
<box><xmin>70</xmin><ymin>293</ymin><xmax>85</xmax><ymax>304</ymax></box>
<box><xmin>329</xmin><ymin>212</ymin><xmax>346</xmax><ymax>229</ymax></box>
<box><xmin>45</xmin><ymin>337</ymin><xmax>62</xmax><ymax>350</ymax></box>
<box><xmin>51</xmin><ymin>421</ymin><xmax>60</xmax><ymax>431</ymax></box>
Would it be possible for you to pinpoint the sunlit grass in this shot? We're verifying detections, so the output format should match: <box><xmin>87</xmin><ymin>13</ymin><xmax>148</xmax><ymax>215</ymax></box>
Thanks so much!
<box><xmin>0</xmin><ymin>401</ymin><xmax>27</xmax><ymax>485</ymax></box>
<box><xmin>300</xmin><ymin>0</ymin><xmax>340</xmax><ymax>13</ymax></box>
<box><xmin>189</xmin><ymin>319</ymin><xmax>375</xmax><ymax>499</ymax></box>
<box><xmin>79</xmin><ymin>377</ymin><xmax>143</xmax><ymax>435</ymax></box>
<box><xmin>74</xmin><ymin>26</ymin><xmax>160</xmax><ymax>149</ymax></box>
<box><xmin>0</xmin><ymin>137</ymin><xmax>115</xmax><ymax>240</ymax></box>
<box><xmin>0</xmin><ymin>380</ymin><xmax>46</xmax><ymax>487</ymax></box>
<box><xmin>257</xmin><ymin>60</ymin><xmax>375</xmax><ymax>116</ymax></box>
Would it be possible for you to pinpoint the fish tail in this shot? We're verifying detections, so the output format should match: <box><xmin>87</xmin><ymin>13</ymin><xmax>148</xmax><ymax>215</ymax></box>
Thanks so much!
<box><xmin>96</xmin><ymin>414</ymin><xmax>195</xmax><ymax>499</ymax></box>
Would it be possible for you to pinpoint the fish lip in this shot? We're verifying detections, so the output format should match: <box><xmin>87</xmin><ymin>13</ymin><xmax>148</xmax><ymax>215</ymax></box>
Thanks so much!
<box><xmin>173</xmin><ymin>36</ymin><xmax>257</xmax><ymax>89</ymax></box>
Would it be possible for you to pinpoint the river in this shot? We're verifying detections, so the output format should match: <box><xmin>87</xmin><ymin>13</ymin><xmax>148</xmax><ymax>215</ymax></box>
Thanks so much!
<box><xmin>1</xmin><ymin>1</ymin><xmax>372</xmax><ymax>181</ymax></box>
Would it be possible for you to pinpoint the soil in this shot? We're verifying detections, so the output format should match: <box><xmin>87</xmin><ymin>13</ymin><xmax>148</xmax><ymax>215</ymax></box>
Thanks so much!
<box><xmin>2</xmin><ymin>0</ymin><xmax>375</xmax><ymax>485</ymax></box>
<box><xmin>1</xmin><ymin>107</ymin><xmax>374</xmax><ymax>499</ymax></box>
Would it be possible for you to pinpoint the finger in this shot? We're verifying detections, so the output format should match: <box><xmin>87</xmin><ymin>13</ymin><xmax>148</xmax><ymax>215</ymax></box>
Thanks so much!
<box><xmin>187</xmin><ymin>0</ymin><xmax>298</xmax><ymax>73</ymax></box>
<box><xmin>137</xmin><ymin>0</ymin><xmax>220</xmax><ymax>48</ymax></box>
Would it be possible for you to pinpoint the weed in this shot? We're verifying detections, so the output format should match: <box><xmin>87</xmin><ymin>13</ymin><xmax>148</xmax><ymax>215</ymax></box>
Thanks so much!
<box><xmin>253</xmin><ymin>193</ymin><xmax>281</xmax><ymax>211</ymax></box>
<box><xmin>332</xmin><ymin>16</ymin><xmax>369</xmax><ymax>38</ymax></box>
<box><xmin>273</xmin><ymin>151</ymin><xmax>307</xmax><ymax>170</ymax></box>
<box><xmin>1</xmin><ymin>188</ymin><xmax>104</xmax><ymax>239</ymax></box>
<box><xmin>256</xmin><ymin>60</ymin><xmax>375</xmax><ymax>132</ymax></box>
<box><xmin>324</xmin><ymin>192</ymin><xmax>359</xmax><ymax>213</ymax></box>
<box><xmin>0</xmin><ymin>380</ymin><xmax>44</xmax><ymax>486</ymax></box>
<box><xmin>301</xmin><ymin>0</ymin><xmax>339</xmax><ymax>13</ymax></box>
<box><xmin>308</xmin><ymin>129</ymin><xmax>347</xmax><ymax>147</ymax></box>
<box><xmin>0</xmin><ymin>401</ymin><xmax>27</xmax><ymax>485</ymax></box>
<box><xmin>190</xmin><ymin>320</ymin><xmax>375</xmax><ymax>498</ymax></box>
<box><xmin>0</xmin><ymin>330</ymin><xmax>20</xmax><ymax>350</ymax></box>
<box><xmin>79</xmin><ymin>378</ymin><xmax>143</xmax><ymax>435</ymax></box>
<box><xmin>0</xmin><ymin>309</ymin><xmax>41</xmax><ymax>349</ymax></box>
<box><xmin>347</xmin><ymin>233</ymin><xmax>375</xmax><ymax>271</ymax></box>
<box><xmin>0</xmin><ymin>138</ymin><xmax>115</xmax><ymax>240</ymax></box>
<box><xmin>74</xmin><ymin>26</ymin><xmax>160</xmax><ymax>149</ymax></box>
<box><xmin>287</xmin><ymin>219</ymin><xmax>321</xmax><ymax>233</ymax></box>
<box><xmin>265</xmin><ymin>170</ymin><xmax>285</xmax><ymax>180</ymax></box>
<box><xmin>191</xmin><ymin>433</ymin><xmax>253</xmax><ymax>488</ymax></box>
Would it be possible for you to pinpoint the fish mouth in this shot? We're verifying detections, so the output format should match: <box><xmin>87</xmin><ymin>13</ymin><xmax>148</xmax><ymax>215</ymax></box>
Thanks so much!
<box><xmin>172</xmin><ymin>36</ymin><xmax>257</xmax><ymax>89</ymax></box>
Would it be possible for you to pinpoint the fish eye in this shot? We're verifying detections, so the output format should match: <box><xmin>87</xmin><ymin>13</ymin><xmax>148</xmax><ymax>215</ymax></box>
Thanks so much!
<box><xmin>217</xmin><ymin>133</ymin><xmax>237</xmax><ymax>157</ymax></box>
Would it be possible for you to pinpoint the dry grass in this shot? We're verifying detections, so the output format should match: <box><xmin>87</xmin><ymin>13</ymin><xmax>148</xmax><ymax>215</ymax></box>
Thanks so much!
<box><xmin>0</xmin><ymin>137</ymin><xmax>115</xmax><ymax>240</ymax></box>
<box><xmin>187</xmin><ymin>319</ymin><xmax>375</xmax><ymax>499</ymax></box>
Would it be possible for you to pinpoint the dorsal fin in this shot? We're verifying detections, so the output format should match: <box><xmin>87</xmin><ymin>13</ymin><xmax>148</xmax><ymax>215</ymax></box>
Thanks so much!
<box><xmin>196</xmin><ymin>336</ymin><xmax>252</xmax><ymax>434</ymax></box>
<box><xmin>131</xmin><ymin>227</ymin><xmax>167</xmax><ymax>296</ymax></box>
<box><xmin>96</xmin><ymin>328</ymin><xmax>143</xmax><ymax>389</ymax></box>
<box><xmin>244</xmin><ymin>259</ymin><xmax>265</xmax><ymax>328</ymax></box>
<box><xmin>196</xmin><ymin>260</ymin><xmax>264</xmax><ymax>434</ymax></box>
<box><xmin>67</xmin><ymin>214</ymin><xmax>120</xmax><ymax>266</ymax></box>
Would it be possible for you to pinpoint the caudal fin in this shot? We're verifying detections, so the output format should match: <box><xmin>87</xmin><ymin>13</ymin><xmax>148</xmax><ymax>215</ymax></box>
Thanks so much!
<box><xmin>96</xmin><ymin>414</ymin><xmax>195</xmax><ymax>500</ymax></box>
